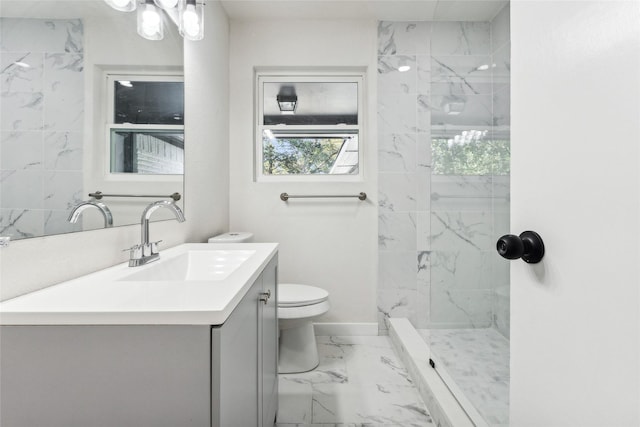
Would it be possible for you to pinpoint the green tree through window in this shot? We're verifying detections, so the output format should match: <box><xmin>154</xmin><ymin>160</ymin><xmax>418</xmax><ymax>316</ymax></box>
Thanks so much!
<box><xmin>263</xmin><ymin>136</ymin><xmax>349</xmax><ymax>175</ymax></box>
<box><xmin>432</xmin><ymin>138</ymin><xmax>510</xmax><ymax>175</ymax></box>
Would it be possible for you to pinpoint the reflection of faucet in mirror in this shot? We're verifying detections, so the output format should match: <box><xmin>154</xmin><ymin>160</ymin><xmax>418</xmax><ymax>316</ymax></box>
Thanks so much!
<box><xmin>68</xmin><ymin>199</ymin><xmax>114</xmax><ymax>228</ymax></box>
<box><xmin>127</xmin><ymin>200</ymin><xmax>185</xmax><ymax>267</ymax></box>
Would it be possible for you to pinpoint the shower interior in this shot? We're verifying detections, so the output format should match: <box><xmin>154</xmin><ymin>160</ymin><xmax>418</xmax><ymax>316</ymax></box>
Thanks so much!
<box><xmin>426</xmin><ymin>7</ymin><xmax>510</xmax><ymax>427</ymax></box>
<box><xmin>377</xmin><ymin>3</ymin><xmax>511</xmax><ymax>426</ymax></box>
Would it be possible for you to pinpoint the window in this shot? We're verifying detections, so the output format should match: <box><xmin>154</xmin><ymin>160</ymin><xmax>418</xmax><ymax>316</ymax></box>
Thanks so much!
<box><xmin>106</xmin><ymin>74</ymin><xmax>184</xmax><ymax>175</ymax></box>
<box><xmin>256</xmin><ymin>72</ymin><xmax>364</xmax><ymax>181</ymax></box>
<box><xmin>432</xmin><ymin>130</ymin><xmax>510</xmax><ymax>176</ymax></box>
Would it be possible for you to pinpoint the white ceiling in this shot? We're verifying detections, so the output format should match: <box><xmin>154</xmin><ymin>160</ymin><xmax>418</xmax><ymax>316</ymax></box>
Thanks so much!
<box><xmin>1</xmin><ymin>0</ymin><xmax>508</xmax><ymax>22</ymax></box>
<box><xmin>220</xmin><ymin>0</ymin><xmax>508</xmax><ymax>22</ymax></box>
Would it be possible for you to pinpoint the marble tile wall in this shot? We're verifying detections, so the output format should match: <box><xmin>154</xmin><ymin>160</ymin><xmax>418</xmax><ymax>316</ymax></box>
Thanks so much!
<box><xmin>0</xmin><ymin>18</ymin><xmax>84</xmax><ymax>239</ymax></box>
<box><xmin>428</xmin><ymin>21</ymin><xmax>495</xmax><ymax>331</ymax></box>
<box><xmin>377</xmin><ymin>22</ymin><xmax>432</xmax><ymax>334</ymax></box>
<box><xmin>377</xmin><ymin>10</ymin><xmax>511</xmax><ymax>338</ymax></box>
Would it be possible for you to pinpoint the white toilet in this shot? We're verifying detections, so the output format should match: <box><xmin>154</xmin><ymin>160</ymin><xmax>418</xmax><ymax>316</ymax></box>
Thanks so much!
<box><xmin>208</xmin><ymin>232</ymin><xmax>330</xmax><ymax>374</ymax></box>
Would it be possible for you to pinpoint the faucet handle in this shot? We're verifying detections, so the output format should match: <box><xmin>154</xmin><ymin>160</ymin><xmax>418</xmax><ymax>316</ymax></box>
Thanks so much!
<box><xmin>150</xmin><ymin>240</ymin><xmax>163</xmax><ymax>255</ymax></box>
<box><xmin>123</xmin><ymin>244</ymin><xmax>142</xmax><ymax>259</ymax></box>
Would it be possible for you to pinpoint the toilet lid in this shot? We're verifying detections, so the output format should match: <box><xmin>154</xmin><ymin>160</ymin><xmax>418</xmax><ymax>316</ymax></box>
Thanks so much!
<box><xmin>279</xmin><ymin>284</ymin><xmax>329</xmax><ymax>307</ymax></box>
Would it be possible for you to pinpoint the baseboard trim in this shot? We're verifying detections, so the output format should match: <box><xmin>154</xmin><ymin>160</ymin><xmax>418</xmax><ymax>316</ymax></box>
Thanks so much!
<box><xmin>313</xmin><ymin>322</ymin><xmax>378</xmax><ymax>336</ymax></box>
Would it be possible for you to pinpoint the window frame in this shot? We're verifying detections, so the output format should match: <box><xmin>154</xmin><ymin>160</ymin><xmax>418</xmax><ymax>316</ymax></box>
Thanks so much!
<box><xmin>104</xmin><ymin>72</ymin><xmax>184</xmax><ymax>181</ymax></box>
<box><xmin>255</xmin><ymin>71</ymin><xmax>365</xmax><ymax>182</ymax></box>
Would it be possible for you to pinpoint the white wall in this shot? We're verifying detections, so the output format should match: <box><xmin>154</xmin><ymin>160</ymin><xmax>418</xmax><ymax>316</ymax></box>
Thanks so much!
<box><xmin>182</xmin><ymin>1</ymin><xmax>230</xmax><ymax>244</ymax></box>
<box><xmin>228</xmin><ymin>19</ymin><xmax>378</xmax><ymax>324</ymax></box>
<box><xmin>0</xmin><ymin>1</ymin><xmax>230</xmax><ymax>301</ymax></box>
<box><xmin>510</xmin><ymin>1</ymin><xmax>639</xmax><ymax>425</ymax></box>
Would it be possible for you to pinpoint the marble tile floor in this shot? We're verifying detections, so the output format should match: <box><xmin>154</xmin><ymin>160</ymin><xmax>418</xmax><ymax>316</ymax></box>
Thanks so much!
<box><xmin>417</xmin><ymin>328</ymin><xmax>510</xmax><ymax>427</ymax></box>
<box><xmin>275</xmin><ymin>335</ymin><xmax>433</xmax><ymax>427</ymax></box>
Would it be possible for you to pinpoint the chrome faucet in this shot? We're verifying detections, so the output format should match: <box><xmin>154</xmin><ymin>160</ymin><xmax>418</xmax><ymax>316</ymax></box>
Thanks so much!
<box><xmin>68</xmin><ymin>199</ymin><xmax>114</xmax><ymax>228</ymax></box>
<box><xmin>126</xmin><ymin>200</ymin><xmax>185</xmax><ymax>267</ymax></box>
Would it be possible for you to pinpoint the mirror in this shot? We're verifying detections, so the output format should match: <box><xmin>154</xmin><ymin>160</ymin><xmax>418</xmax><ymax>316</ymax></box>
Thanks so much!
<box><xmin>0</xmin><ymin>0</ymin><xmax>184</xmax><ymax>240</ymax></box>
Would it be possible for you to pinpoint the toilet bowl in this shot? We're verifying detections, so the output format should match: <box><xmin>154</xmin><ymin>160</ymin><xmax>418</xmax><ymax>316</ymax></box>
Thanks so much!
<box><xmin>278</xmin><ymin>283</ymin><xmax>330</xmax><ymax>373</ymax></box>
<box><xmin>208</xmin><ymin>232</ymin><xmax>330</xmax><ymax>374</ymax></box>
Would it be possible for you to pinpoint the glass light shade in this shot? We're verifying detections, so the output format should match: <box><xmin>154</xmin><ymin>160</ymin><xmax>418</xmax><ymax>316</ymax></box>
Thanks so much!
<box><xmin>153</xmin><ymin>0</ymin><xmax>178</xmax><ymax>9</ymax></box>
<box><xmin>137</xmin><ymin>0</ymin><xmax>164</xmax><ymax>40</ymax></box>
<box><xmin>179</xmin><ymin>0</ymin><xmax>204</xmax><ymax>41</ymax></box>
<box><xmin>105</xmin><ymin>0</ymin><xmax>136</xmax><ymax>12</ymax></box>
<box><xmin>276</xmin><ymin>95</ymin><xmax>297</xmax><ymax>113</ymax></box>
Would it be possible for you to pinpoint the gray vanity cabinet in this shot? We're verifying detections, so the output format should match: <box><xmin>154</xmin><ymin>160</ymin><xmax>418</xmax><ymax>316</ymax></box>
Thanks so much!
<box><xmin>213</xmin><ymin>255</ymin><xmax>278</xmax><ymax>427</ymax></box>
<box><xmin>0</xmin><ymin>255</ymin><xmax>278</xmax><ymax>427</ymax></box>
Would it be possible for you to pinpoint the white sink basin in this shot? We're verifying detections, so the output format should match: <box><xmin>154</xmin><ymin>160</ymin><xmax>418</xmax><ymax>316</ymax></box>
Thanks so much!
<box><xmin>0</xmin><ymin>243</ymin><xmax>278</xmax><ymax>325</ymax></box>
<box><xmin>120</xmin><ymin>250</ymin><xmax>256</xmax><ymax>282</ymax></box>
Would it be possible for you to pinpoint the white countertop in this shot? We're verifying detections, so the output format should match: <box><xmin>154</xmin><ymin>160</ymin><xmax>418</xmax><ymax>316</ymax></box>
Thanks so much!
<box><xmin>0</xmin><ymin>243</ymin><xmax>278</xmax><ymax>326</ymax></box>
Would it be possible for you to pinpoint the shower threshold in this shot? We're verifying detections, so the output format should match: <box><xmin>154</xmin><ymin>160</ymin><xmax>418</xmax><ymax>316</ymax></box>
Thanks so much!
<box><xmin>419</xmin><ymin>328</ymin><xmax>510</xmax><ymax>427</ymax></box>
<box><xmin>389</xmin><ymin>318</ymin><xmax>510</xmax><ymax>427</ymax></box>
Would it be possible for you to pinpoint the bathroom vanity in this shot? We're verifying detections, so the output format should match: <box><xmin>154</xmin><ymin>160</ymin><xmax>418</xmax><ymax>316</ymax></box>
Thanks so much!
<box><xmin>0</xmin><ymin>243</ymin><xmax>278</xmax><ymax>427</ymax></box>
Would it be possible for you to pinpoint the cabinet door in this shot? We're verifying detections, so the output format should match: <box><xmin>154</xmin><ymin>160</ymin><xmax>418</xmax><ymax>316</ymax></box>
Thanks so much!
<box><xmin>261</xmin><ymin>256</ymin><xmax>278</xmax><ymax>427</ymax></box>
<box><xmin>214</xmin><ymin>275</ymin><xmax>261</xmax><ymax>427</ymax></box>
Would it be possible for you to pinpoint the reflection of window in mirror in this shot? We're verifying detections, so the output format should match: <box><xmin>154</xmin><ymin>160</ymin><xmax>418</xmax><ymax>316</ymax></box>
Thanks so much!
<box><xmin>106</xmin><ymin>74</ymin><xmax>184</xmax><ymax>175</ymax></box>
<box><xmin>255</xmin><ymin>72</ymin><xmax>364</xmax><ymax>181</ymax></box>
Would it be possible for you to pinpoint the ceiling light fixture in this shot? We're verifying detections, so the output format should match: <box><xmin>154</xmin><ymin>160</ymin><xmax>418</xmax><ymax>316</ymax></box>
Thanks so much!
<box><xmin>137</xmin><ymin>0</ymin><xmax>164</xmax><ymax>40</ymax></box>
<box><xmin>398</xmin><ymin>65</ymin><xmax>411</xmax><ymax>72</ymax></box>
<box><xmin>104</xmin><ymin>0</ymin><xmax>204</xmax><ymax>41</ymax></box>
<box><xmin>277</xmin><ymin>94</ymin><xmax>297</xmax><ymax>114</ymax></box>
<box><xmin>447</xmin><ymin>129</ymin><xmax>488</xmax><ymax>147</ymax></box>
<box><xmin>475</xmin><ymin>63</ymin><xmax>498</xmax><ymax>71</ymax></box>
<box><xmin>179</xmin><ymin>0</ymin><xmax>204</xmax><ymax>41</ymax></box>
<box><xmin>443</xmin><ymin>101</ymin><xmax>465</xmax><ymax>115</ymax></box>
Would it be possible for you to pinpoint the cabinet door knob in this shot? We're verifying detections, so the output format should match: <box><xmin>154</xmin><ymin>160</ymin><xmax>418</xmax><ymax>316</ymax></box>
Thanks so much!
<box><xmin>259</xmin><ymin>290</ymin><xmax>271</xmax><ymax>304</ymax></box>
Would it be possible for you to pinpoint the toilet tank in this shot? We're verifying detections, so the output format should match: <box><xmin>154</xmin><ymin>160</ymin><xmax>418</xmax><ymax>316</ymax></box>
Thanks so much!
<box><xmin>208</xmin><ymin>232</ymin><xmax>254</xmax><ymax>243</ymax></box>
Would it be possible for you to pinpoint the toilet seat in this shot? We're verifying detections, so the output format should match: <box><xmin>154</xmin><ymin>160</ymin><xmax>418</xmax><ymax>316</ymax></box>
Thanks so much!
<box><xmin>279</xmin><ymin>284</ymin><xmax>328</xmax><ymax>307</ymax></box>
<box><xmin>278</xmin><ymin>300</ymin><xmax>331</xmax><ymax>320</ymax></box>
<box><xmin>278</xmin><ymin>284</ymin><xmax>330</xmax><ymax>321</ymax></box>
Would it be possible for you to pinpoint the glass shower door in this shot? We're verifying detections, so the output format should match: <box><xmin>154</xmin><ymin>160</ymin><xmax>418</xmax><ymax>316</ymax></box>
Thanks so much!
<box><xmin>427</xmin><ymin>14</ymin><xmax>511</xmax><ymax>427</ymax></box>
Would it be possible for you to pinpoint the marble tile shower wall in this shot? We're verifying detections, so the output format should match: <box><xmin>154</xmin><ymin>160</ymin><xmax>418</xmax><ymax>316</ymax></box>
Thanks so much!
<box><xmin>0</xmin><ymin>18</ymin><xmax>84</xmax><ymax>239</ymax></box>
<box><xmin>429</xmin><ymin>21</ymin><xmax>500</xmax><ymax>333</ymax></box>
<box><xmin>377</xmin><ymin>15</ymin><xmax>511</xmax><ymax>337</ymax></box>
<box><xmin>377</xmin><ymin>22</ymin><xmax>432</xmax><ymax>334</ymax></box>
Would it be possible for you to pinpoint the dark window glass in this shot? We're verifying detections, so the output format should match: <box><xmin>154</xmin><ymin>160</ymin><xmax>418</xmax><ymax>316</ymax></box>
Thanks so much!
<box><xmin>110</xmin><ymin>129</ymin><xmax>184</xmax><ymax>174</ymax></box>
<box><xmin>114</xmin><ymin>81</ymin><xmax>184</xmax><ymax>125</ymax></box>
